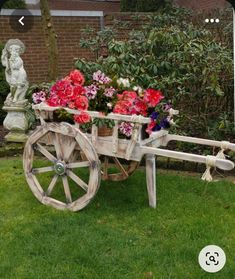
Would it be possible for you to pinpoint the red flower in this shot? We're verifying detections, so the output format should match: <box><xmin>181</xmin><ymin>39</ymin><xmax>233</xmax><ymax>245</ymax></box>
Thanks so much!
<box><xmin>68</xmin><ymin>102</ymin><xmax>76</xmax><ymax>109</ymax></box>
<box><xmin>113</xmin><ymin>101</ymin><xmax>130</xmax><ymax>115</ymax></box>
<box><xmin>146</xmin><ymin>119</ymin><xmax>156</xmax><ymax>135</ymax></box>
<box><xmin>144</xmin><ymin>89</ymin><xmax>164</xmax><ymax>107</ymax></box>
<box><xmin>74</xmin><ymin>95</ymin><xmax>89</xmax><ymax>110</ymax></box>
<box><xmin>117</xmin><ymin>91</ymin><xmax>137</xmax><ymax>103</ymax></box>
<box><xmin>47</xmin><ymin>93</ymin><xmax>67</xmax><ymax>107</ymax></box>
<box><xmin>73</xmin><ymin>85</ymin><xmax>85</xmax><ymax>99</ymax></box>
<box><xmin>134</xmin><ymin>99</ymin><xmax>148</xmax><ymax>116</ymax></box>
<box><xmin>74</xmin><ymin>112</ymin><xmax>91</xmax><ymax>124</ymax></box>
<box><xmin>69</xmin><ymin>70</ymin><xmax>85</xmax><ymax>86</ymax></box>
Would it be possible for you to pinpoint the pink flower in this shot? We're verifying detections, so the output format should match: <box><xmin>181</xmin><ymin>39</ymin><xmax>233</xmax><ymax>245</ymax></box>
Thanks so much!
<box><xmin>93</xmin><ymin>70</ymin><xmax>111</xmax><ymax>84</ymax></box>
<box><xmin>84</xmin><ymin>84</ymin><xmax>98</xmax><ymax>100</ymax></box>
<box><xmin>104</xmin><ymin>87</ymin><xmax>116</xmax><ymax>97</ymax></box>
<box><xmin>119</xmin><ymin>122</ymin><xmax>134</xmax><ymax>137</ymax></box>
<box><xmin>32</xmin><ymin>91</ymin><xmax>46</xmax><ymax>104</ymax></box>
<box><xmin>69</xmin><ymin>70</ymin><xmax>85</xmax><ymax>86</ymax></box>
<box><xmin>144</xmin><ymin>89</ymin><xmax>164</xmax><ymax>107</ymax></box>
<box><xmin>74</xmin><ymin>112</ymin><xmax>91</xmax><ymax>124</ymax></box>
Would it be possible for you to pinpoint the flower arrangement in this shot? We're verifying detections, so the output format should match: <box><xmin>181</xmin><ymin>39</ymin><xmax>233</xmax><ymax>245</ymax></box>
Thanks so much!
<box><xmin>32</xmin><ymin>69</ymin><xmax>174</xmax><ymax>136</ymax></box>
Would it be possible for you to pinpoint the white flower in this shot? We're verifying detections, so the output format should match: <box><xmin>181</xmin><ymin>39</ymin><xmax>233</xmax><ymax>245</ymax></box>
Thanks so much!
<box><xmin>117</xmin><ymin>78</ymin><xmax>130</xmax><ymax>88</ymax></box>
<box><xmin>107</xmin><ymin>102</ymin><xmax>113</xmax><ymax>109</ymax></box>
<box><xmin>133</xmin><ymin>85</ymin><xmax>143</xmax><ymax>94</ymax></box>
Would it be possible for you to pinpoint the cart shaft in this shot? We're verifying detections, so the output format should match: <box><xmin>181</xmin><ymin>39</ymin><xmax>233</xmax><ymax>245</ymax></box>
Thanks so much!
<box><xmin>141</xmin><ymin>146</ymin><xmax>234</xmax><ymax>171</ymax></box>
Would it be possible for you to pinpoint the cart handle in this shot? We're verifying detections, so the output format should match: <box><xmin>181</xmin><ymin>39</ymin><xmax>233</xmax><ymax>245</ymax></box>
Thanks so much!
<box><xmin>164</xmin><ymin>134</ymin><xmax>235</xmax><ymax>152</ymax></box>
<box><xmin>140</xmin><ymin>146</ymin><xmax>234</xmax><ymax>171</ymax></box>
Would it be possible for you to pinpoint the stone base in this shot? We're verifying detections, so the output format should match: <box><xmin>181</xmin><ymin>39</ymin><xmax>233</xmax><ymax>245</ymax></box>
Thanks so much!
<box><xmin>5</xmin><ymin>131</ymin><xmax>28</xmax><ymax>143</ymax></box>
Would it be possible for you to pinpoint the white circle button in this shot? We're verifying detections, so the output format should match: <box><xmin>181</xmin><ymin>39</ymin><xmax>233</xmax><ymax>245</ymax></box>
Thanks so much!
<box><xmin>205</xmin><ymin>18</ymin><xmax>209</xmax><ymax>23</ymax></box>
<box><xmin>210</xmin><ymin>19</ymin><xmax>215</xmax><ymax>23</ymax></box>
<box><xmin>198</xmin><ymin>245</ymin><xmax>226</xmax><ymax>273</ymax></box>
<box><xmin>215</xmin><ymin>18</ymin><xmax>220</xmax><ymax>23</ymax></box>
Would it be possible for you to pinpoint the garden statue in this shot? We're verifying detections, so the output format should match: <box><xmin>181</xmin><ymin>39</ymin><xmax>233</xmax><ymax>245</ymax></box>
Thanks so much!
<box><xmin>1</xmin><ymin>39</ymin><xmax>30</xmax><ymax>142</ymax></box>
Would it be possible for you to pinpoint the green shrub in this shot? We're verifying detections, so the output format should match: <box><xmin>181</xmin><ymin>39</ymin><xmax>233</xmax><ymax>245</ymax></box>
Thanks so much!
<box><xmin>0</xmin><ymin>44</ymin><xmax>9</xmax><ymax>124</ymax></box>
<box><xmin>2</xmin><ymin>0</ymin><xmax>26</xmax><ymax>9</ymax></box>
<box><xmin>76</xmin><ymin>6</ymin><xmax>234</xmax><ymax>141</ymax></box>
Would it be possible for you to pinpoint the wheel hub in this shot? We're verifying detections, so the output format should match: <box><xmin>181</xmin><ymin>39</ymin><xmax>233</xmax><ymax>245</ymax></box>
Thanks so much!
<box><xmin>54</xmin><ymin>161</ymin><xmax>66</xmax><ymax>175</ymax></box>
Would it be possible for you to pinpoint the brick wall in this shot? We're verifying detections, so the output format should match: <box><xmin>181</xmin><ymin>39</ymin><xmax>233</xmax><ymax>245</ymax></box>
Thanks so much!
<box><xmin>174</xmin><ymin>0</ymin><xmax>229</xmax><ymax>10</ymax></box>
<box><xmin>0</xmin><ymin>14</ymin><xmax>100</xmax><ymax>83</ymax></box>
<box><xmin>27</xmin><ymin>0</ymin><xmax>121</xmax><ymax>13</ymax></box>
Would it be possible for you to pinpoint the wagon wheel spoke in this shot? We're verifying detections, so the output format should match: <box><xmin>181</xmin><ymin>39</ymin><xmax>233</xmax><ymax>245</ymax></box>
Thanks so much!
<box><xmin>62</xmin><ymin>175</ymin><xmax>72</xmax><ymax>204</ymax></box>
<box><xmin>63</xmin><ymin>138</ymin><xmax>77</xmax><ymax>162</ymax></box>
<box><xmin>112</xmin><ymin>157</ymin><xmax>129</xmax><ymax>178</ymax></box>
<box><xmin>32</xmin><ymin>166</ymin><xmax>54</xmax><ymax>174</ymax></box>
<box><xmin>52</xmin><ymin>133</ymin><xmax>64</xmax><ymax>160</ymax></box>
<box><xmin>67</xmin><ymin>169</ymin><xmax>88</xmax><ymax>192</ymax></box>
<box><xmin>46</xmin><ymin>174</ymin><xmax>58</xmax><ymax>196</ymax></box>
<box><xmin>67</xmin><ymin>161</ymin><xmax>90</xmax><ymax>169</ymax></box>
<box><xmin>36</xmin><ymin>143</ymin><xmax>57</xmax><ymax>162</ymax></box>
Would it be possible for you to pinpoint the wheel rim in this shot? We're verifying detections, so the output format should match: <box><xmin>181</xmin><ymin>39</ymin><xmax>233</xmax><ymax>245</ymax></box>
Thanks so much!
<box><xmin>101</xmin><ymin>156</ymin><xmax>139</xmax><ymax>181</ymax></box>
<box><xmin>23</xmin><ymin>122</ymin><xmax>100</xmax><ymax>211</ymax></box>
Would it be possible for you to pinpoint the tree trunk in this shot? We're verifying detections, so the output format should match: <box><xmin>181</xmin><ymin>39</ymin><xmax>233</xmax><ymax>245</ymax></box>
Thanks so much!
<box><xmin>40</xmin><ymin>0</ymin><xmax>58</xmax><ymax>81</ymax></box>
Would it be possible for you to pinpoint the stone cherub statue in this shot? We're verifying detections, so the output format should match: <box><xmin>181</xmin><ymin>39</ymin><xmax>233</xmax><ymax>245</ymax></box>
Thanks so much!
<box><xmin>1</xmin><ymin>39</ymin><xmax>29</xmax><ymax>105</ymax></box>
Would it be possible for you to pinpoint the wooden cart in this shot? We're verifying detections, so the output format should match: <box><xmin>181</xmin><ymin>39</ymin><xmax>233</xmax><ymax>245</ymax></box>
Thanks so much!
<box><xmin>23</xmin><ymin>103</ymin><xmax>235</xmax><ymax>211</ymax></box>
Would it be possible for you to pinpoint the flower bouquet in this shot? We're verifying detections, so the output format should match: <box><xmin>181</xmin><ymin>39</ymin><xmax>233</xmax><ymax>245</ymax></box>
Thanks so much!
<box><xmin>32</xmin><ymin>69</ymin><xmax>175</xmax><ymax>138</ymax></box>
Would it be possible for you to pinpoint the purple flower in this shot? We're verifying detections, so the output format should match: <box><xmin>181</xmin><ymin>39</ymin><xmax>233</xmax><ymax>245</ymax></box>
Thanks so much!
<box><xmin>32</xmin><ymin>91</ymin><xmax>46</xmax><ymax>104</ymax></box>
<box><xmin>162</xmin><ymin>103</ymin><xmax>172</xmax><ymax>112</ymax></box>
<box><xmin>152</xmin><ymin>124</ymin><xmax>161</xmax><ymax>131</ymax></box>
<box><xmin>93</xmin><ymin>70</ymin><xmax>111</xmax><ymax>84</ymax></box>
<box><xmin>119</xmin><ymin>122</ymin><xmax>134</xmax><ymax>137</ymax></box>
<box><xmin>150</xmin><ymin>111</ymin><xmax>159</xmax><ymax>120</ymax></box>
<box><xmin>84</xmin><ymin>84</ymin><xmax>98</xmax><ymax>100</ymax></box>
<box><xmin>104</xmin><ymin>87</ymin><xmax>116</xmax><ymax>97</ymax></box>
<box><xmin>160</xmin><ymin>118</ymin><xmax>170</xmax><ymax>129</ymax></box>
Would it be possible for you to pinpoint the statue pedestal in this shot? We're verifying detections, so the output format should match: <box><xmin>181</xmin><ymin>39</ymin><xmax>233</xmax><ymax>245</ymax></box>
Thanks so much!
<box><xmin>3</xmin><ymin>100</ymin><xmax>29</xmax><ymax>143</ymax></box>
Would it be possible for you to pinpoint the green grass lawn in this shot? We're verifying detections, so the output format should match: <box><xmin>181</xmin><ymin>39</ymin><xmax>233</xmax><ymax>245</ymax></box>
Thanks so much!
<box><xmin>0</xmin><ymin>156</ymin><xmax>235</xmax><ymax>279</ymax></box>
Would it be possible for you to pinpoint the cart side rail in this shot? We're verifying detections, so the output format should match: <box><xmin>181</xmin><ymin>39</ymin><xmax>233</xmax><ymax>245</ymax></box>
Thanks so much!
<box><xmin>32</xmin><ymin>103</ymin><xmax>151</xmax><ymax>124</ymax></box>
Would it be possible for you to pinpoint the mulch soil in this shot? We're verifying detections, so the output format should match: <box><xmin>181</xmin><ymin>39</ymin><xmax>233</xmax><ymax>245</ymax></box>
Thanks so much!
<box><xmin>0</xmin><ymin>125</ymin><xmax>7</xmax><ymax>144</ymax></box>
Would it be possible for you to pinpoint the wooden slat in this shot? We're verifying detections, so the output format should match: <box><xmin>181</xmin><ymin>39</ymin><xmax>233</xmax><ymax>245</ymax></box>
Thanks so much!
<box><xmin>112</xmin><ymin>121</ymin><xmax>119</xmax><ymax>153</ymax></box>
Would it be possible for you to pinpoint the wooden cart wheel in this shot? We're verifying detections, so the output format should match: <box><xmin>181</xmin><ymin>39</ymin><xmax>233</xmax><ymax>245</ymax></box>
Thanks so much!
<box><xmin>101</xmin><ymin>156</ymin><xmax>139</xmax><ymax>181</ymax></box>
<box><xmin>23</xmin><ymin>122</ymin><xmax>100</xmax><ymax>211</ymax></box>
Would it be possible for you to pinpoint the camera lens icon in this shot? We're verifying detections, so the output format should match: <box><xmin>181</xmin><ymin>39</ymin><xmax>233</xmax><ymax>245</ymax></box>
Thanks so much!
<box><xmin>198</xmin><ymin>245</ymin><xmax>226</xmax><ymax>273</ymax></box>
